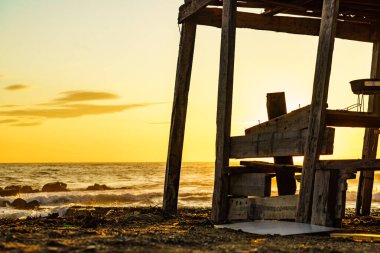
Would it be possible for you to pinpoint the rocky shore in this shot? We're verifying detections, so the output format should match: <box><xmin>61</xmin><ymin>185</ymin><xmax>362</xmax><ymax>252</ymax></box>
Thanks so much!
<box><xmin>0</xmin><ymin>207</ymin><xmax>380</xmax><ymax>252</ymax></box>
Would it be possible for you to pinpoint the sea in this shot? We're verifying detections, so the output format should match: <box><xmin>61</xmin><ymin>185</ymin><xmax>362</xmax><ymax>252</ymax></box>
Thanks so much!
<box><xmin>0</xmin><ymin>162</ymin><xmax>380</xmax><ymax>219</ymax></box>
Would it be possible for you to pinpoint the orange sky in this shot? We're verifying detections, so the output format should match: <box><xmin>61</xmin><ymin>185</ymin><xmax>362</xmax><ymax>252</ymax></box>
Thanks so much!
<box><xmin>0</xmin><ymin>0</ymin><xmax>376</xmax><ymax>162</ymax></box>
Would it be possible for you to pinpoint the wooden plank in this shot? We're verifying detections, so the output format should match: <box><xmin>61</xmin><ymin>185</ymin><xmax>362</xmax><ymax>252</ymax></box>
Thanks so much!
<box><xmin>239</xmin><ymin>161</ymin><xmax>302</xmax><ymax>173</ymax></box>
<box><xmin>311</xmin><ymin>169</ymin><xmax>339</xmax><ymax>226</ymax></box>
<box><xmin>228</xmin><ymin>198</ymin><xmax>250</xmax><ymax>221</ymax></box>
<box><xmin>267</xmin><ymin>92</ymin><xmax>296</xmax><ymax>196</ymax></box>
<box><xmin>178</xmin><ymin>0</ymin><xmax>214</xmax><ymax>23</ymax></box>
<box><xmin>230</xmin><ymin>127</ymin><xmax>335</xmax><ymax>159</ymax></box>
<box><xmin>251</xmin><ymin>195</ymin><xmax>298</xmax><ymax>220</ymax></box>
<box><xmin>211</xmin><ymin>0</ymin><xmax>237</xmax><ymax>224</ymax></box>
<box><xmin>319</xmin><ymin>159</ymin><xmax>380</xmax><ymax>170</ymax></box>
<box><xmin>228</xmin><ymin>196</ymin><xmax>299</xmax><ymax>221</ymax></box>
<box><xmin>357</xmin><ymin>41</ymin><xmax>380</xmax><ymax>216</ymax></box>
<box><xmin>163</xmin><ymin>22</ymin><xmax>197</xmax><ymax>214</ymax></box>
<box><xmin>193</xmin><ymin>8</ymin><xmax>379</xmax><ymax>43</ymax></box>
<box><xmin>297</xmin><ymin>0</ymin><xmax>340</xmax><ymax>224</ymax></box>
<box><xmin>229</xmin><ymin>173</ymin><xmax>272</xmax><ymax>197</ymax></box>
<box><xmin>245</xmin><ymin>105</ymin><xmax>310</xmax><ymax>136</ymax></box>
<box><xmin>326</xmin><ymin>110</ymin><xmax>380</xmax><ymax>128</ymax></box>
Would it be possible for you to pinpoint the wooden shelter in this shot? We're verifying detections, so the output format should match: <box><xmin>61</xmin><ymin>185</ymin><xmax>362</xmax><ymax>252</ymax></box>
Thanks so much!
<box><xmin>163</xmin><ymin>0</ymin><xmax>380</xmax><ymax>226</ymax></box>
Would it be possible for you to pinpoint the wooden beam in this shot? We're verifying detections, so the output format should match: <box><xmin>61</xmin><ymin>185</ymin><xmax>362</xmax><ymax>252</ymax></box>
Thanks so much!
<box><xmin>297</xmin><ymin>0</ymin><xmax>340</xmax><ymax>224</ymax></box>
<box><xmin>245</xmin><ymin>105</ymin><xmax>310</xmax><ymax>136</ymax></box>
<box><xmin>163</xmin><ymin>22</ymin><xmax>197</xmax><ymax>214</ymax></box>
<box><xmin>267</xmin><ymin>92</ymin><xmax>296</xmax><ymax>196</ymax></box>
<box><xmin>228</xmin><ymin>196</ymin><xmax>298</xmax><ymax>221</ymax></box>
<box><xmin>230</xmin><ymin>128</ymin><xmax>335</xmax><ymax>159</ymax></box>
<box><xmin>319</xmin><ymin>159</ymin><xmax>380</xmax><ymax>170</ymax></box>
<box><xmin>229</xmin><ymin>173</ymin><xmax>272</xmax><ymax>197</ymax></box>
<box><xmin>239</xmin><ymin>161</ymin><xmax>303</xmax><ymax>173</ymax></box>
<box><xmin>326</xmin><ymin>110</ymin><xmax>380</xmax><ymax>128</ymax></box>
<box><xmin>193</xmin><ymin>8</ymin><xmax>379</xmax><ymax>43</ymax></box>
<box><xmin>211</xmin><ymin>0</ymin><xmax>237</xmax><ymax>224</ymax></box>
<box><xmin>357</xmin><ymin>40</ymin><xmax>380</xmax><ymax>216</ymax></box>
<box><xmin>311</xmin><ymin>168</ymin><xmax>339</xmax><ymax>226</ymax></box>
<box><xmin>178</xmin><ymin>0</ymin><xmax>214</xmax><ymax>23</ymax></box>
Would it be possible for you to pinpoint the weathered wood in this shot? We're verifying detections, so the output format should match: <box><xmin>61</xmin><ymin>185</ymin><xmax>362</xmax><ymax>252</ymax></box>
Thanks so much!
<box><xmin>245</xmin><ymin>106</ymin><xmax>310</xmax><ymax>135</ymax></box>
<box><xmin>357</xmin><ymin>41</ymin><xmax>380</xmax><ymax>216</ymax></box>
<box><xmin>163</xmin><ymin>22</ymin><xmax>197</xmax><ymax>214</ymax></box>
<box><xmin>326</xmin><ymin>110</ymin><xmax>380</xmax><ymax>128</ymax></box>
<box><xmin>319</xmin><ymin>159</ymin><xmax>380</xmax><ymax>171</ymax></box>
<box><xmin>228</xmin><ymin>195</ymin><xmax>299</xmax><ymax>221</ymax></box>
<box><xmin>193</xmin><ymin>8</ymin><xmax>379</xmax><ymax>43</ymax></box>
<box><xmin>239</xmin><ymin>161</ymin><xmax>302</xmax><ymax>173</ymax></box>
<box><xmin>228</xmin><ymin>198</ymin><xmax>250</xmax><ymax>221</ymax></box>
<box><xmin>245</xmin><ymin>105</ymin><xmax>311</xmax><ymax>136</ymax></box>
<box><xmin>229</xmin><ymin>173</ymin><xmax>272</xmax><ymax>197</ymax></box>
<box><xmin>178</xmin><ymin>0</ymin><xmax>214</xmax><ymax>23</ymax></box>
<box><xmin>267</xmin><ymin>92</ymin><xmax>296</xmax><ymax>196</ymax></box>
<box><xmin>311</xmin><ymin>169</ymin><xmax>339</xmax><ymax>226</ymax></box>
<box><xmin>211</xmin><ymin>0</ymin><xmax>237</xmax><ymax>224</ymax></box>
<box><xmin>297</xmin><ymin>0</ymin><xmax>340</xmax><ymax>224</ymax></box>
<box><xmin>230</xmin><ymin>128</ymin><xmax>335</xmax><ymax>159</ymax></box>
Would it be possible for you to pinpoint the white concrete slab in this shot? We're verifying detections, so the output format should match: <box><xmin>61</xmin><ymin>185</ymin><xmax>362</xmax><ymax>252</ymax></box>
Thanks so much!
<box><xmin>215</xmin><ymin>220</ymin><xmax>338</xmax><ymax>236</ymax></box>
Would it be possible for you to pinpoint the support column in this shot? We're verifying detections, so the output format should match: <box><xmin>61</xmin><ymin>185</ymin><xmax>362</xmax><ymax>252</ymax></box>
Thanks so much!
<box><xmin>356</xmin><ymin>41</ymin><xmax>380</xmax><ymax>216</ymax></box>
<box><xmin>296</xmin><ymin>0</ymin><xmax>340</xmax><ymax>223</ymax></box>
<box><xmin>211</xmin><ymin>0</ymin><xmax>237</xmax><ymax>224</ymax></box>
<box><xmin>267</xmin><ymin>92</ymin><xmax>296</xmax><ymax>196</ymax></box>
<box><xmin>163</xmin><ymin>22</ymin><xmax>197</xmax><ymax>214</ymax></box>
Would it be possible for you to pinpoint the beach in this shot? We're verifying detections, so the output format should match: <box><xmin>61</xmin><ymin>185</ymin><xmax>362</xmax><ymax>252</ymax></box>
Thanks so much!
<box><xmin>1</xmin><ymin>207</ymin><xmax>380</xmax><ymax>253</ymax></box>
<box><xmin>1</xmin><ymin>163</ymin><xmax>380</xmax><ymax>252</ymax></box>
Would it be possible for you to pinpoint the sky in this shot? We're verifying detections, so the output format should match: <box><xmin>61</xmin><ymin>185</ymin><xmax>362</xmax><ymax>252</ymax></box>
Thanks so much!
<box><xmin>0</xmin><ymin>0</ymin><xmax>376</xmax><ymax>163</ymax></box>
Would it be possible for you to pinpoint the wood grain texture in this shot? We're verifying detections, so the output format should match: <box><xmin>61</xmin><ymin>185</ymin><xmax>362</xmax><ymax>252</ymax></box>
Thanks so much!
<box><xmin>230</xmin><ymin>128</ymin><xmax>335</xmax><ymax>158</ymax></box>
<box><xmin>211</xmin><ymin>0</ymin><xmax>237</xmax><ymax>224</ymax></box>
<box><xmin>178</xmin><ymin>0</ymin><xmax>214</xmax><ymax>23</ymax></box>
<box><xmin>267</xmin><ymin>92</ymin><xmax>296</xmax><ymax>196</ymax></box>
<box><xmin>311</xmin><ymin>169</ymin><xmax>339</xmax><ymax>226</ymax></box>
<box><xmin>229</xmin><ymin>173</ymin><xmax>272</xmax><ymax>197</ymax></box>
<box><xmin>319</xmin><ymin>159</ymin><xmax>380</xmax><ymax>170</ymax></box>
<box><xmin>297</xmin><ymin>0</ymin><xmax>340</xmax><ymax>224</ymax></box>
<box><xmin>245</xmin><ymin>105</ymin><xmax>310</xmax><ymax>136</ymax></box>
<box><xmin>193</xmin><ymin>8</ymin><xmax>378</xmax><ymax>42</ymax></box>
<box><xmin>163</xmin><ymin>22</ymin><xmax>197</xmax><ymax>214</ymax></box>
<box><xmin>357</xmin><ymin>41</ymin><xmax>380</xmax><ymax>216</ymax></box>
<box><xmin>326</xmin><ymin>110</ymin><xmax>380</xmax><ymax>128</ymax></box>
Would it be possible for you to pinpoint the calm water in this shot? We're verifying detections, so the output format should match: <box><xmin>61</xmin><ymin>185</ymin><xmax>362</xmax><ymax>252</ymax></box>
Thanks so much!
<box><xmin>0</xmin><ymin>162</ymin><xmax>379</xmax><ymax>218</ymax></box>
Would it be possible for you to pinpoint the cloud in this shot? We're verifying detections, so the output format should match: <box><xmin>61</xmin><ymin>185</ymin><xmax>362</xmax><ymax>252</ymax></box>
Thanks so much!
<box><xmin>0</xmin><ymin>119</ymin><xmax>18</xmax><ymax>124</ymax></box>
<box><xmin>12</xmin><ymin>122</ymin><xmax>42</xmax><ymax>127</ymax></box>
<box><xmin>0</xmin><ymin>103</ymin><xmax>156</xmax><ymax>119</ymax></box>
<box><xmin>54</xmin><ymin>91</ymin><xmax>120</xmax><ymax>103</ymax></box>
<box><xmin>4</xmin><ymin>84</ymin><xmax>30</xmax><ymax>91</ymax></box>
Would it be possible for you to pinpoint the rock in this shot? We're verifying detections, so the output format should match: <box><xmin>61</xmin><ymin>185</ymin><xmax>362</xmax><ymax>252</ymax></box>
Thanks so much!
<box><xmin>86</xmin><ymin>184</ymin><xmax>111</xmax><ymax>191</ymax></box>
<box><xmin>10</xmin><ymin>198</ymin><xmax>39</xmax><ymax>210</ymax></box>
<box><xmin>20</xmin><ymin>186</ymin><xmax>38</xmax><ymax>193</ymax></box>
<box><xmin>0</xmin><ymin>200</ymin><xmax>10</xmax><ymax>207</ymax></box>
<box><xmin>5</xmin><ymin>185</ymin><xmax>21</xmax><ymax>192</ymax></box>
<box><xmin>0</xmin><ymin>189</ymin><xmax>19</xmax><ymax>197</ymax></box>
<box><xmin>26</xmin><ymin>200</ymin><xmax>40</xmax><ymax>209</ymax></box>
<box><xmin>42</xmin><ymin>182</ymin><xmax>68</xmax><ymax>192</ymax></box>
<box><xmin>10</xmin><ymin>198</ymin><xmax>28</xmax><ymax>209</ymax></box>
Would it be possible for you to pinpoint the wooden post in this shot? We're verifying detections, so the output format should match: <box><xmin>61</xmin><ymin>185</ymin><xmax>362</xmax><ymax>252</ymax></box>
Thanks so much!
<box><xmin>311</xmin><ymin>168</ymin><xmax>339</xmax><ymax>226</ymax></box>
<box><xmin>163</xmin><ymin>21</ymin><xmax>197</xmax><ymax>214</ymax></box>
<box><xmin>211</xmin><ymin>0</ymin><xmax>237</xmax><ymax>224</ymax></box>
<box><xmin>296</xmin><ymin>0</ymin><xmax>340</xmax><ymax>223</ymax></box>
<box><xmin>356</xmin><ymin>40</ymin><xmax>380</xmax><ymax>216</ymax></box>
<box><xmin>267</xmin><ymin>92</ymin><xmax>296</xmax><ymax>195</ymax></box>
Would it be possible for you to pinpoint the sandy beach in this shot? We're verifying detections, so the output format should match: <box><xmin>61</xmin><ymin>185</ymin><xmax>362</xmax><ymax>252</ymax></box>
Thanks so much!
<box><xmin>0</xmin><ymin>207</ymin><xmax>379</xmax><ymax>253</ymax></box>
